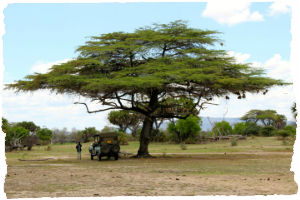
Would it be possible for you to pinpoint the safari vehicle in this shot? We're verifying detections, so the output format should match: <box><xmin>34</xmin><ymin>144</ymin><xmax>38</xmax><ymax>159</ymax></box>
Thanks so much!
<box><xmin>89</xmin><ymin>132</ymin><xmax>120</xmax><ymax>161</ymax></box>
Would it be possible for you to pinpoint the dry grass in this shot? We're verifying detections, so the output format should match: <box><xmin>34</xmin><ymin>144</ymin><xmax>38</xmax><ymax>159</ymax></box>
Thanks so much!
<box><xmin>5</xmin><ymin>137</ymin><xmax>298</xmax><ymax>198</ymax></box>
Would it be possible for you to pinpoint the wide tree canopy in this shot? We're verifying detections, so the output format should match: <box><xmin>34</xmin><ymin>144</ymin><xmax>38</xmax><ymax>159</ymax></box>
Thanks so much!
<box><xmin>6</xmin><ymin>21</ymin><xmax>287</xmax><ymax>156</ymax></box>
<box><xmin>241</xmin><ymin>109</ymin><xmax>287</xmax><ymax>129</ymax></box>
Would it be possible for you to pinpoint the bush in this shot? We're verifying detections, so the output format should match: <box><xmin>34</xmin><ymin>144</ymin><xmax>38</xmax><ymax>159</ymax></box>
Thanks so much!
<box><xmin>118</xmin><ymin>131</ymin><xmax>129</xmax><ymax>145</ymax></box>
<box><xmin>180</xmin><ymin>143</ymin><xmax>187</xmax><ymax>150</ymax></box>
<box><xmin>274</xmin><ymin>129</ymin><xmax>292</xmax><ymax>138</ymax></box>
<box><xmin>244</xmin><ymin>122</ymin><xmax>261</xmax><ymax>136</ymax></box>
<box><xmin>260</xmin><ymin>126</ymin><xmax>276</xmax><ymax>137</ymax></box>
<box><xmin>212</xmin><ymin>121</ymin><xmax>232</xmax><ymax>136</ymax></box>
<box><xmin>36</xmin><ymin>128</ymin><xmax>53</xmax><ymax>143</ymax></box>
<box><xmin>231</xmin><ymin>137</ymin><xmax>238</xmax><ymax>146</ymax></box>
<box><xmin>167</xmin><ymin>116</ymin><xmax>202</xmax><ymax>143</ymax></box>
<box><xmin>5</xmin><ymin>126</ymin><xmax>30</xmax><ymax>150</ymax></box>
<box><xmin>233</xmin><ymin>122</ymin><xmax>247</xmax><ymax>135</ymax></box>
<box><xmin>151</xmin><ymin>129</ymin><xmax>168</xmax><ymax>142</ymax></box>
<box><xmin>283</xmin><ymin>125</ymin><xmax>296</xmax><ymax>136</ymax></box>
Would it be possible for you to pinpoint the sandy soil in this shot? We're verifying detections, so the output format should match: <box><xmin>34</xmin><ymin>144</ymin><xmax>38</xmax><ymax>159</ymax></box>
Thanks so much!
<box><xmin>5</xmin><ymin>152</ymin><xmax>298</xmax><ymax>198</ymax></box>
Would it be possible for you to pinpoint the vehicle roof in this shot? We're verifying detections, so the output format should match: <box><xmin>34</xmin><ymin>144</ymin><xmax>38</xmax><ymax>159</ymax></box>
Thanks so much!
<box><xmin>94</xmin><ymin>132</ymin><xmax>118</xmax><ymax>137</ymax></box>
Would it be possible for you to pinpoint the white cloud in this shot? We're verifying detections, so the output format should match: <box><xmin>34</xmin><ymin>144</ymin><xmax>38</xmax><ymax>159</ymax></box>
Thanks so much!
<box><xmin>264</xmin><ymin>54</ymin><xmax>291</xmax><ymax>81</ymax></box>
<box><xmin>227</xmin><ymin>51</ymin><xmax>251</xmax><ymax>63</ymax></box>
<box><xmin>202</xmin><ymin>1</ymin><xmax>264</xmax><ymax>26</ymax></box>
<box><xmin>268</xmin><ymin>1</ymin><xmax>291</xmax><ymax>16</ymax></box>
<box><xmin>228</xmin><ymin>51</ymin><xmax>292</xmax><ymax>82</ymax></box>
<box><xmin>30</xmin><ymin>59</ymin><xmax>70</xmax><ymax>74</ymax></box>
<box><xmin>2</xmin><ymin>89</ymin><xmax>111</xmax><ymax>130</ymax></box>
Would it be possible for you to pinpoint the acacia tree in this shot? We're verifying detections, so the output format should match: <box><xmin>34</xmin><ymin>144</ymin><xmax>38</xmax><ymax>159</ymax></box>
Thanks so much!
<box><xmin>241</xmin><ymin>109</ymin><xmax>287</xmax><ymax>129</ymax></box>
<box><xmin>6</xmin><ymin>21</ymin><xmax>286</xmax><ymax>157</ymax></box>
<box><xmin>108</xmin><ymin>110</ymin><xmax>143</xmax><ymax>135</ymax></box>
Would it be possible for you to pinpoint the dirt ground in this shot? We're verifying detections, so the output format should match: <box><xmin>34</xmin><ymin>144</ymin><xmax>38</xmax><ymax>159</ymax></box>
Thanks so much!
<box><xmin>5</xmin><ymin>151</ymin><xmax>298</xmax><ymax>198</ymax></box>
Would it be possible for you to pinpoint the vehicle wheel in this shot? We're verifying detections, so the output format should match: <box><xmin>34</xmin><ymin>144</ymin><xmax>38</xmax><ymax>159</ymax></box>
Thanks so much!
<box><xmin>101</xmin><ymin>144</ymin><xmax>110</xmax><ymax>154</ymax></box>
<box><xmin>114</xmin><ymin>154</ymin><xmax>119</xmax><ymax>160</ymax></box>
<box><xmin>91</xmin><ymin>155</ymin><xmax>94</xmax><ymax>160</ymax></box>
<box><xmin>98</xmin><ymin>155</ymin><xmax>102</xmax><ymax>161</ymax></box>
<box><xmin>112</xmin><ymin>145</ymin><xmax>120</xmax><ymax>153</ymax></box>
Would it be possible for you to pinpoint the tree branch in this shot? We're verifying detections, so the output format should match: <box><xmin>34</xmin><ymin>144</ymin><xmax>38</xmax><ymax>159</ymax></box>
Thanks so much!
<box><xmin>74</xmin><ymin>102</ymin><xmax>117</xmax><ymax>113</ymax></box>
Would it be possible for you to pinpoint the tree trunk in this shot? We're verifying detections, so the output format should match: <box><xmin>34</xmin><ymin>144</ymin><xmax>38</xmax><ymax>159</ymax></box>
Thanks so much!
<box><xmin>137</xmin><ymin>117</ymin><xmax>154</xmax><ymax>157</ymax></box>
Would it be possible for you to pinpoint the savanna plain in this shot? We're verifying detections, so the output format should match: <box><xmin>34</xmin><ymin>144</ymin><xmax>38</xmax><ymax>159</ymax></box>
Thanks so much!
<box><xmin>5</xmin><ymin>137</ymin><xmax>298</xmax><ymax>198</ymax></box>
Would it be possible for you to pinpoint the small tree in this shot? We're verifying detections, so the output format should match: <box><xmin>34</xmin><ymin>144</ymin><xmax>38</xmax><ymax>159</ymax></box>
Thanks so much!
<box><xmin>212</xmin><ymin>121</ymin><xmax>232</xmax><ymax>136</ymax></box>
<box><xmin>36</xmin><ymin>128</ymin><xmax>53</xmax><ymax>144</ymax></box>
<box><xmin>233</xmin><ymin>122</ymin><xmax>247</xmax><ymax>135</ymax></box>
<box><xmin>101</xmin><ymin>126</ymin><xmax>117</xmax><ymax>133</ymax></box>
<box><xmin>2</xmin><ymin>117</ymin><xmax>9</xmax><ymax>133</ymax></box>
<box><xmin>260</xmin><ymin>126</ymin><xmax>276</xmax><ymax>137</ymax></box>
<box><xmin>244</xmin><ymin>122</ymin><xmax>261</xmax><ymax>136</ymax></box>
<box><xmin>168</xmin><ymin>115</ymin><xmax>201</xmax><ymax>143</ymax></box>
<box><xmin>241</xmin><ymin>109</ymin><xmax>286</xmax><ymax>129</ymax></box>
<box><xmin>108</xmin><ymin>110</ymin><xmax>143</xmax><ymax>136</ymax></box>
<box><xmin>79</xmin><ymin>127</ymin><xmax>98</xmax><ymax>143</ymax></box>
<box><xmin>16</xmin><ymin>121</ymin><xmax>40</xmax><ymax>134</ymax></box>
<box><xmin>5</xmin><ymin>126</ymin><xmax>30</xmax><ymax>151</ymax></box>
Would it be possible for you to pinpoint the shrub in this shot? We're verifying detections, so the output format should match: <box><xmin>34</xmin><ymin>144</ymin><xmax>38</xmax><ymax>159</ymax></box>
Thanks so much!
<box><xmin>5</xmin><ymin>126</ymin><xmax>30</xmax><ymax>150</ymax></box>
<box><xmin>118</xmin><ymin>131</ymin><xmax>129</xmax><ymax>145</ymax></box>
<box><xmin>36</xmin><ymin>128</ymin><xmax>53</xmax><ymax>143</ymax></box>
<box><xmin>274</xmin><ymin>129</ymin><xmax>292</xmax><ymax>138</ymax></box>
<box><xmin>151</xmin><ymin>129</ymin><xmax>168</xmax><ymax>142</ymax></box>
<box><xmin>180</xmin><ymin>143</ymin><xmax>187</xmax><ymax>150</ymax></box>
<box><xmin>212</xmin><ymin>121</ymin><xmax>232</xmax><ymax>136</ymax></box>
<box><xmin>231</xmin><ymin>137</ymin><xmax>238</xmax><ymax>146</ymax></box>
<box><xmin>233</xmin><ymin>122</ymin><xmax>247</xmax><ymax>135</ymax></box>
<box><xmin>260</xmin><ymin>126</ymin><xmax>276</xmax><ymax>137</ymax></box>
<box><xmin>167</xmin><ymin>116</ymin><xmax>202</xmax><ymax>143</ymax></box>
<box><xmin>283</xmin><ymin>125</ymin><xmax>296</xmax><ymax>136</ymax></box>
<box><xmin>244</xmin><ymin>122</ymin><xmax>261</xmax><ymax>136</ymax></box>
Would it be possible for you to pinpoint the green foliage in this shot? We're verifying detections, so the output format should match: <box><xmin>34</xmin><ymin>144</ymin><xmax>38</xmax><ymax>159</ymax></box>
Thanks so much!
<box><xmin>241</xmin><ymin>109</ymin><xmax>287</xmax><ymax>129</ymax></box>
<box><xmin>233</xmin><ymin>122</ymin><xmax>247</xmax><ymax>135</ymax></box>
<box><xmin>16</xmin><ymin>121</ymin><xmax>40</xmax><ymax>133</ymax></box>
<box><xmin>260</xmin><ymin>126</ymin><xmax>276</xmax><ymax>137</ymax></box>
<box><xmin>80</xmin><ymin>127</ymin><xmax>98</xmax><ymax>142</ymax></box>
<box><xmin>283</xmin><ymin>125</ymin><xmax>296</xmax><ymax>136</ymax></box>
<box><xmin>6</xmin><ymin>126</ymin><xmax>30</xmax><ymax>148</ymax></box>
<box><xmin>2</xmin><ymin>117</ymin><xmax>9</xmax><ymax>133</ymax></box>
<box><xmin>231</xmin><ymin>137</ymin><xmax>238</xmax><ymax>146</ymax></box>
<box><xmin>101</xmin><ymin>126</ymin><xmax>117</xmax><ymax>133</ymax></box>
<box><xmin>108</xmin><ymin>110</ymin><xmax>143</xmax><ymax>134</ymax></box>
<box><xmin>168</xmin><ymin>115</ymin><xmax>201</xmax><ymax>143</ymax></box>
<box><xmin>212</xmin><ymin>121</ymin><xmax>232</xmax><ymax>136</ymax></box>
<box><xmin>36</xmin><ymin>128</ymin><xmax>53</xmax><ymax>142</ymax></box>
<box><xmin>151</xmin><ymin>130</ymin><xmax>168</xmax><ymax>142</ymax></box>
<box><xmin>118</xmin><ymin>131</ymin><xmax>129</xmax><ymax>145</ymax></box>
<box><xmin>274</xmin><ymin>129</ymin><xmax>291</xmax><ymax>138</ymax></box>
<box><xmin>244</xmin><ymin>122</ymin><xmax>261</xmax><ymax>136</ymax></box>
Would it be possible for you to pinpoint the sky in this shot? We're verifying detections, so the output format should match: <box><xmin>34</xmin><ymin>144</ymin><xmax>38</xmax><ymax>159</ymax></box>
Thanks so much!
<box><xmin>1</xmin><ymin>1</ymin><xmax>296</xmax><ymax>131</ymax></box>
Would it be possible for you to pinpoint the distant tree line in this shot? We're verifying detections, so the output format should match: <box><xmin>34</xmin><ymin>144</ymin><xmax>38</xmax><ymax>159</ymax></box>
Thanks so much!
<box><xmin>2</xmin><ymin>103</ymin><xmax>296</xmax><ymax>151</ymax></box>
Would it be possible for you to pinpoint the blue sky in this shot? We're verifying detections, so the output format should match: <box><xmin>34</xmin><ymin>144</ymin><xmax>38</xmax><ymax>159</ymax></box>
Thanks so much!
<box><xmin>1</xmin><ymin>2</ymin><xmax>296</xmax><ymax>130</ymax></box>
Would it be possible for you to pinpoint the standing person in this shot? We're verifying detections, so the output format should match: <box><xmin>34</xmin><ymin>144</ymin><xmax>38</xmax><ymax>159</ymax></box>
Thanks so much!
<box><xmin>76</xmin><ymin>142</ymin><xmax>82</xmax><ymax>160</ymax></box>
